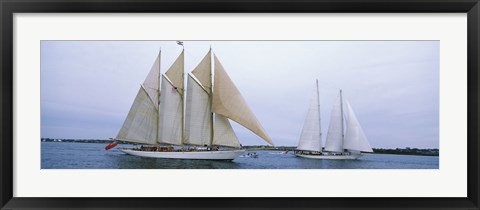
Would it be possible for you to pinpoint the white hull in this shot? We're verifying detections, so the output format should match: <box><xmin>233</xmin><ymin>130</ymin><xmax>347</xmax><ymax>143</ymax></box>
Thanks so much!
<box><xmin>118</xmin><ymin>148</ymin><xmax>245</xmax><ymax>160</ymax></box>
<box><xmin>295</xmin><ymin>153</ymin><xmax>362</xmax><ymax>160</ymax></box>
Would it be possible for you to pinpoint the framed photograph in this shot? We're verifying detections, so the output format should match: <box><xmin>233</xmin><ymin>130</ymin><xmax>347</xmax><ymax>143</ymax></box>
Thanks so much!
<box><xmin>1</xmin><ymin>0</ymin><xmax>478</xmax><ymax>209</ymax></box>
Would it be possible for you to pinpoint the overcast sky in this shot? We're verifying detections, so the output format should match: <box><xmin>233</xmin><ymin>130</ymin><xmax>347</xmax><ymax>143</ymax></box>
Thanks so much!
<box><xmin>41</xmin><ymin>41</ymin><xmax>439</xmax><ymax>149</ymax></box>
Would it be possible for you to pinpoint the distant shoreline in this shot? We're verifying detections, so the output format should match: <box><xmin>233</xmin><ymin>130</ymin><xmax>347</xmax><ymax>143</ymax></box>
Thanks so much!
<box><xmin>40</xmin><ymin>138</ymin><xmax>439</xmax><ymax>156</ymax></box>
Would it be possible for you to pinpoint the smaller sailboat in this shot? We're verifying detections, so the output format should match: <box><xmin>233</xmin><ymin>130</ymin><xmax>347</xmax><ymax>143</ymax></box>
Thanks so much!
<box><xmin>295</xmin><ymin>81</ymin><xmax>372</xmax><ymax>160</ymax></box>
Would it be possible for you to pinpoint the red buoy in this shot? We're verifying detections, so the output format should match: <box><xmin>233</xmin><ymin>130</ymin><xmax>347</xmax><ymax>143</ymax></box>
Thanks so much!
<box><xmin>105</xmin><ymin>141</ymin><xmax>118</xmax><ymax>150</ymax></box>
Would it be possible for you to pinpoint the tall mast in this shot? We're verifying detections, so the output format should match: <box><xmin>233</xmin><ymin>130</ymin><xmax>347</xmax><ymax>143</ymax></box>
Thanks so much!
<box><xmin>156</xmin><ymin>48</ymin><xmax>161</xmax><ymax>144</ymax></box>
<box><xmin>316</xmin><ymin>79</ymin><xmax>321</xmax><ymax>150</ymax></box>
<box><xmin>181</xmin><ymin>46</ymin><xmax>185</xmax><ymax>145</ymax></box>
<box><xmin>339</xmin><ymin>89</ymin><xmax>344</xmax><ymax>151</ymax></box>
<box><xmin>209</xmin><ymin>46</ymin><xmax>214</xmax><ymax>147</ymax></box>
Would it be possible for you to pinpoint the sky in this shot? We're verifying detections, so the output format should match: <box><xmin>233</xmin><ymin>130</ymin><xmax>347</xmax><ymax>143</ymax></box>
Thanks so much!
<box><xmin>41</xmin><ymin>41</ymin><xmax>439</xmax><ymax>149</ymax></box>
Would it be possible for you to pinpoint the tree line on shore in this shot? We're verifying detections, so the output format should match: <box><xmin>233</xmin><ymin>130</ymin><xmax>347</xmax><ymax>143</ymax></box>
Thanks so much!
<box><xmin>41</xmin><ymin>138</ymin><xmax>439</xmax><ymax>156</ymax></box>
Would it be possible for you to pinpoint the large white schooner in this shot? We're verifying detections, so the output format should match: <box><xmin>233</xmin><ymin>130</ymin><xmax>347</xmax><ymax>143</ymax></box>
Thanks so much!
<box><xmin>295</xmin><ymin>80</ymin><xmax>373</xmax><ymax>160</ymax></box>
<box><xmin>111</xmin><ymin>46</ymin><xmax>273</xmax><ymax>160</ymax></box>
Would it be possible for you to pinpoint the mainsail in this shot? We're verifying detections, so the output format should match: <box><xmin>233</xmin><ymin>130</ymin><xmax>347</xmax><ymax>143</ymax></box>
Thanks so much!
<box><xmin>185</xmin><ymin>50</ymin><xmax>213</xmax><ymax>146</ymax></box>
<box><xmin>211</xmin><ymin>55</ymin><xmax>274</xmax><ymax>146</ymax></box>
<box><xmin>323</xmin><ymin>90</ymin><xmax>372</xmax><ymax>153</ymax></box>
<box><xmin>297</xmin><ymin>80</ymin><xmax>322</xmax><ymax>152</ymax></box>
<box><xmin>158</xmin><ymin>51</ymin><xmax>184</xmax><ymax>145</ymax></box>
<box><xmin>324</xmin><ymin>92</ymin><xmax>345</xmax><ymax>152</ymax></box>
<box><xmin>184</xmin><ymin>74</ymin><xmax>212</xmax><ymax>146</ymax></box>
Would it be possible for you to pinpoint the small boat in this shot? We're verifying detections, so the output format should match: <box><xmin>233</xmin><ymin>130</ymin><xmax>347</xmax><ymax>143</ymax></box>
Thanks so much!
<box><xmin>110</xmin><ymin>43</ymin><xmax>273</xmax><ymax>160</ymax></box>
<box><xmin>240</xmin><ymin>152</ymin><xmax>259</xmax><ymax>158</ymax></box>
<box><xmin>295</xmin><ymin>80</ymin><xmax>372</xmax><ymax>160</ymax></box>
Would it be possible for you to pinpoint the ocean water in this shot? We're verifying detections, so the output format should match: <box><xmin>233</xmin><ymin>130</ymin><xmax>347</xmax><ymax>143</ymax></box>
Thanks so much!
<box><xmin>41</xmin><ymin>142</ymin><xmax>439</xmax><ymax>169</ymax></box>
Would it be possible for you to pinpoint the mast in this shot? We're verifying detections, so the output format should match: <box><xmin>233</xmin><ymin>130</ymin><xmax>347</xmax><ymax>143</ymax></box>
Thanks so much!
<box><xmin>316</xmin><ymin>79</ymin><xmax>322</xmax><ymax>150</ymax></box>
<box><xmin>181</xmin><ymin>46</ymin><xmax>185</xmax><ymax>146</ymax></box>
<box><xmin>158</xmin><ymin>47</ymin><xmax>185</xmax><ymax>146</ymax></box>
<box><xmin>340</xmin><ymin>89</ymin><xmax>345</xmax><ymax>152</ymax></box>
<box><xmin>156</xmin><ymin>49</ymin><xmax>161</xmax><ymax>145</ymax></box>
<box><xmin>209</xmin><ymin>47</ymin><xmax>214</xmax><ymax>147</ymax></box>
<box><xmin>296</xmin><ymin>80</ymin><xmax>322</xmax><ymax>152</ymax></box>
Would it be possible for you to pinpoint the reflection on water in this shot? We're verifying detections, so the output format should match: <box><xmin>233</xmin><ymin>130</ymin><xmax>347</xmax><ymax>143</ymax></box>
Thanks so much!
<box><xmin>112</xmin><ymin>155</ymin><xmax>242</xmax><ymax>169</ymax></box>
<box><xmin>41</xmin><ymin>142</ymin><xmax>439</xmax><ymax>169</ymax></box>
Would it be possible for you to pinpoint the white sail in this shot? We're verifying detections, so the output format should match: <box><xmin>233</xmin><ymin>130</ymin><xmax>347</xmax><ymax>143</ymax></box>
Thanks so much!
<box><xmin>324</xmin><ymin>92</ymin><xmax>344</xmax><ymax>152</ymax></box>
<box><xmin>297</xmin><ymin>83</ymin><xmax>322</xmax><ymax>152</ymax></box>
<box><xmin>116</xmin><ymin>86</ymin><xmax>158</xmax><ymax>144</ymax></box>
<box><xmin>158</xmin><ymin>51</ymin><xmax>184</xmax><ymax>145</ymax></box>
<box><xmin>213</xmin><ymin>114</ymin><xmax>241</xmax><ymax>148</ymax></box>
<box><xmin>142</xmin><ymin>52</ymin><xmax>161</xmax><ymax>104</ymax></box>
<box><xmin>158</xmin><ymin>75</ymin><xmax>183</xmax><ymax>145</ymax></box>
<box><xmin>114</xmin><ymin>48</ymin><xmax>263</xmax><ymax>160</ymax></box>
<box><xmin>184</xmin><ymin>74</ymin><xmax>212</xmax><ymax>146</ymax></box>
<box><xmin>343</xmin><ymin>100</ymin><xmax>373</xmax><ymax>152</ymax></box>
<box><xmin>212</xmin><ymin>55</ymin><xmax>273</xmax><ymax>146</ymax></box>
<box><xmin>165</xmin><ymin>51</ymin><xmax>184</xmax><ymax>92</ymax></box>
<box><xmin>191</xmin><ymin>49</ymin><xmax>212</xmax><ymax>94</ymax></box>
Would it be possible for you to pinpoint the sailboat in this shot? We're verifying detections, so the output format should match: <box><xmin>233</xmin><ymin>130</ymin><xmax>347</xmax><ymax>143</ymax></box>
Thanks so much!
<box><xmin>111</xmin><ymin>45</ymin><xmax>273</xmax><ymax>160</ymax></box>
<box><xmin>295</xmin><ymin>81</ymin><xmax>372</xmax><ymax>160</ymax></box>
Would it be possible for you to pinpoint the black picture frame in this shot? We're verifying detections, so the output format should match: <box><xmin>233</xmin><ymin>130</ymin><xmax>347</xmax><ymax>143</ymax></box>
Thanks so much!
<box><xmin>1</xmin><ymin>0</ymin><xmax>479</xmax><ymax>209</ymax></box>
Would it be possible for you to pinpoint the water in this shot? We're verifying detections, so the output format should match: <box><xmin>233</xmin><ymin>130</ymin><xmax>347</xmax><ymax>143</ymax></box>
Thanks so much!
<box><xmin>41</xmin><ymin>142</ymin><xmax>439</xmax><ymax>169</ymax></box>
